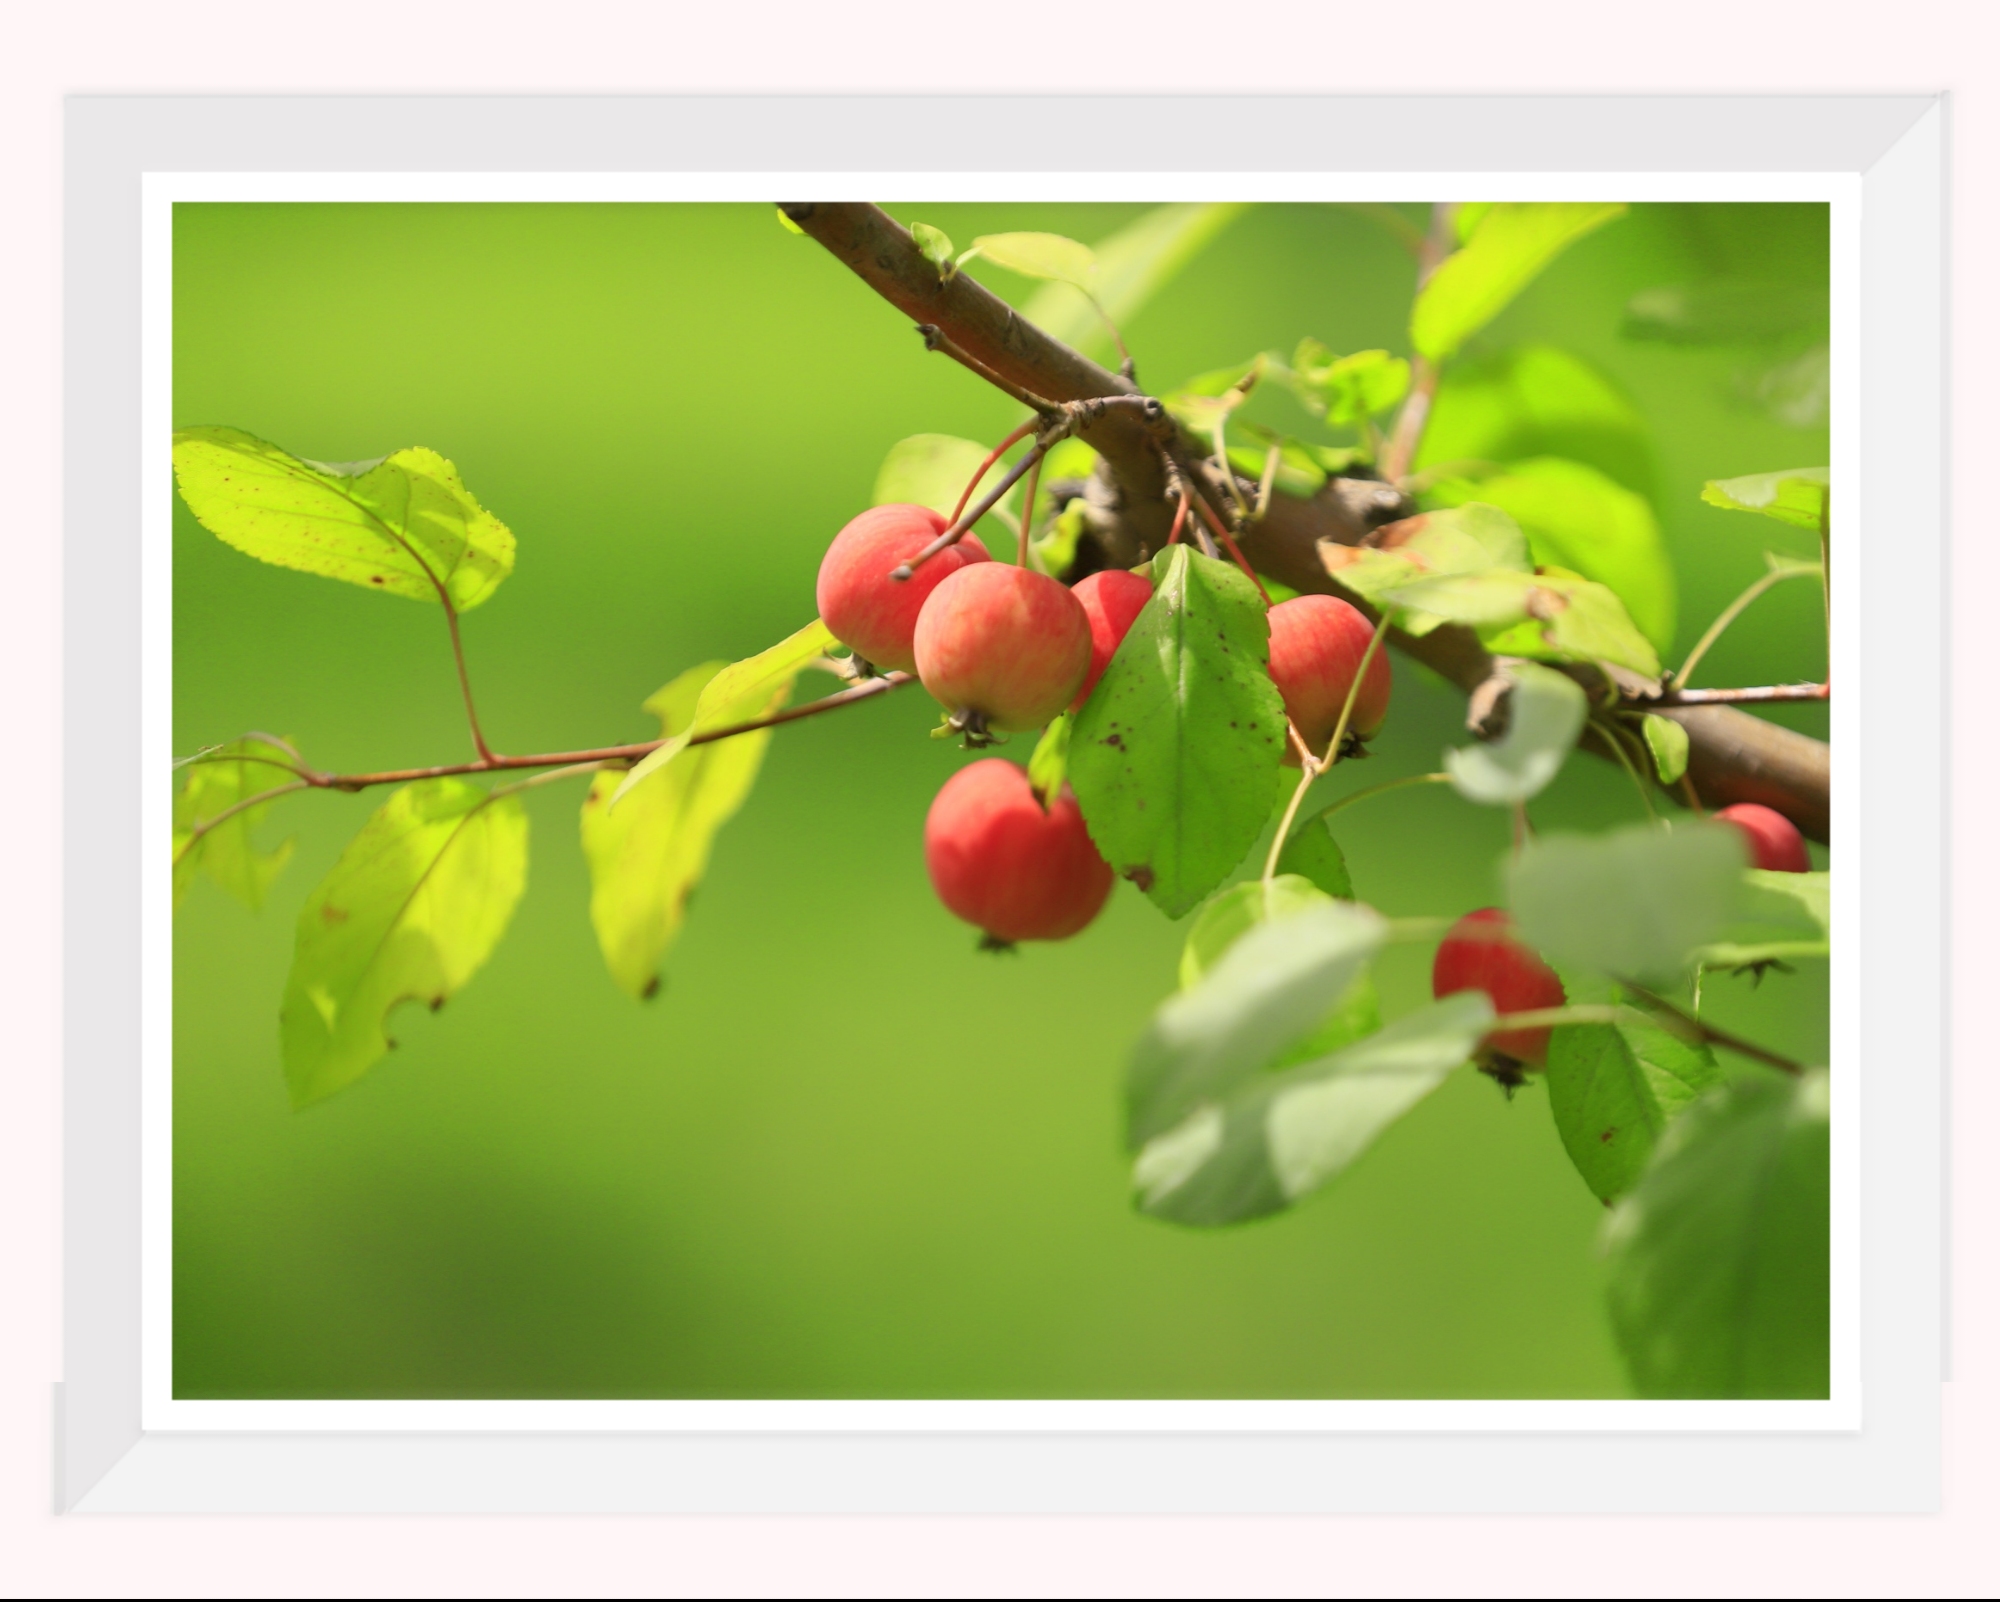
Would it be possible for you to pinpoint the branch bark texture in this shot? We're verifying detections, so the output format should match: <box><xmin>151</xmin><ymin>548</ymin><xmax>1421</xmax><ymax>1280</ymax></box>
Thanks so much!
<box><xmin>783</xmin><ymin>201</ymin><xmax>1831</xmax><ymax>843</ymax></box>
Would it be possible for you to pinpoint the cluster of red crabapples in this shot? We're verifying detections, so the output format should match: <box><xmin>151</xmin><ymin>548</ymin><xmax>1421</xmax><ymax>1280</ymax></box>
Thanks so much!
<box><xmin>815</xmin><ymin>499</ymin><xmax>1812</xmax><ymax>1065</ymax></box>
<box><xmin>815</xmin><ymin>502</ymin><xmax>1390</xmax><ymax>949</ymax></box>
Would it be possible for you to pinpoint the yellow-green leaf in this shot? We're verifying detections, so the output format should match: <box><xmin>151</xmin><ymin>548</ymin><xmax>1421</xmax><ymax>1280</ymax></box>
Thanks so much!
<box><xmin>581</xmin><ymin>663</ymin><xmax>781</xmax><ymax>999</ymax></box>
<box><xmin>1411</xmin><ymin>203</ymin><xmax>1628</xmax><ymax>362</ymax></box>
<box><xmin>1701</xmin><ymin>467</ymin><xmax>1830</xmax><ymax>532</ymax></box>
<box><xmin>1426</xmin><ymin>457</ymin><xmax>1677</xmax><ymax>651</ymax></box>
<box><xmin>172</xmin><ymin>737</ymin><xmax>301</xmax><ymax>911</ymax></box>
<box><xmin>1021</xmin><ymin>204</ymin><xmax>1248</xmax><ymax>357</ymax></box>
<box><xmin>171</xmin><ymin>425</ymin><xmax>516</xmax><ymax>610</ymax></box>
<box><xmin>279</xmin><ymin>779</ymin><xmax>528</xmax><ymax>1107</ymax></box>
<box><xmin>968</xmin><ymin>231</ymin><xmax>1097</xmax><ymax>287</ymax></box>
<box><xmin>608</xmin><ymin>619</ymin><xmax>836</xmax><ymax>809</ymax></box>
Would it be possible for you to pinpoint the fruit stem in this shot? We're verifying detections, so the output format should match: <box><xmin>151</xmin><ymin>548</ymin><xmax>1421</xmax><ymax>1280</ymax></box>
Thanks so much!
<box><xmin>1593</xmin><ymin>715</ymin><xmax>1661</xmax><ymax>824</ymax></box>
<box><xmin>1016</xmin><ymin>446</ymin><xmax>1046</xmax><ymax>568</ymax></box>
<box><xmin>895</xmin><ymin>445</ymin><xmax>1047</xmax><ymax>579</ymax></box>
<box><xmin>1262</xmin><ymin>610</ymin><xmax>1393</xmax><ymax>885</ymax></box>
<box><xmin>1189</xmin><ymin>493</ymin><xmax>1271</xmax><ymax>603</ymax></box>
<box><xmin>951</xmin><ymin>418</ymin><xmax>1040</xmax><ymax>527</ymax></box>
<box><xmin>1297</xmin><ymin>770</ymin><xmax>1452</xmax><ymax>829</ymax></box>
<box><xmin>1166</xmin><ymin>487</ymin><xmax>1191</xmax><ymax>546</ymax></box>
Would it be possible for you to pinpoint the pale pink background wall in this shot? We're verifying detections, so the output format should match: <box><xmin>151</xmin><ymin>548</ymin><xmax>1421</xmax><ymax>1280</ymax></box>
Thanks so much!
<box><xmin>2</xmin><ymin>5</ymin><xmax>1992</xmax><ymax>1593</ymax></box>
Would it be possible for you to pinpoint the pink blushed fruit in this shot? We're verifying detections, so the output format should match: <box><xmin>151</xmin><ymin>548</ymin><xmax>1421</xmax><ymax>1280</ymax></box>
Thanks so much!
<box><xmin>816</xmin><ymin>503</ymin><xmax>990</xmax><ymax>675</ymax></box>
<box><xmin>923</xmin><ymin>760</ymin><xmax>1113</xmax><ymax>945</ymax></box>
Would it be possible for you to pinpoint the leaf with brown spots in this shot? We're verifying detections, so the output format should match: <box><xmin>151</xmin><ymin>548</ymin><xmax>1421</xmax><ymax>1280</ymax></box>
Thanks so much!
<box><xmin>1068</xmin><ymin>545</ymin><xmax>1285</xmax><ymax>919</ymax></box>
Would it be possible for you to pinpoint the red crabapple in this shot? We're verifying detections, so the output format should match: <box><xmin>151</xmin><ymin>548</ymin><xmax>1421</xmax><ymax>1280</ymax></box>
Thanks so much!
<box><xmin>913</xmin><ymin>563</ymin><xmax>1093</xmax><ymax>738</ymax></box>
<box><xmin>1069</xmin><ymin>568</ymin><xmax>1154</xmax><ymax>711</ymax></box>
<box><xmin>923</xmin><ymin>759</ymin><xmax>1113</xmax><ymax>945</ymax></box>
<box><xmin>816</xmin><ymin>504</ymin><xmax>990</xmax><ymax>675</ymax></box>
<box><xmin>1266</xmin><ymin>593</ymin><xmax>1392</xmax><ymax>762</ymax></box>
<box><xmin>1714</xmin><ymin>803</ymin><xmax>1811</xmax><ymax>873</ymax></box>
<box><xmin>1432</xmin><ymin>908</ymin><xmax>1567</xmax><ymax>1076</ymax></box>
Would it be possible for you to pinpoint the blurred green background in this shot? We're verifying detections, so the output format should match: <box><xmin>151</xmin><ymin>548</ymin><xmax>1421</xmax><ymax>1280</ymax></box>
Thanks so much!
<box><xmin>173</xmin><ymin>200</ymin><xmax>1829</xmax><ymax>1399</ymax></box>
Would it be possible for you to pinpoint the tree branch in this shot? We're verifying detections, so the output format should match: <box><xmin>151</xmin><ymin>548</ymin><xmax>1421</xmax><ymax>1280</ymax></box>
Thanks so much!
<box><xmin>206</xmin><ymin>672</ymin><xmax>920</xmax><ymax>796</ymax></box>
<box><xmin>782</xmin><ymin>201</ymin><xmax>1833</xmax><ymax>844</ymax></box>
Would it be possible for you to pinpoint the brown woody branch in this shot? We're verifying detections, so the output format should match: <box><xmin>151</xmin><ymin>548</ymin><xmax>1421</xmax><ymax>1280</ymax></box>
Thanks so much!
<box><xmin>782</xmin><ymin>201</ymin><xmax>1832</xmax><ymax>844</ymax></box>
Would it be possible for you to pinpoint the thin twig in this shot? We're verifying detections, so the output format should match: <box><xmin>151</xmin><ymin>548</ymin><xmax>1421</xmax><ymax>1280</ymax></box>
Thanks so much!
<box><xmin>1647</xmin><ymin>682</ymin><xmax>1830</xmax><ymax>707</ymax></box>
<box><xmin>915</xmin><ymin>323</ymin><xmax>1058</xmax><ymax>414</ymax></box>
<box><xmin>1674</xmin><ymin>565</ymin><xmax>1821</xmax><ymax>689</ymax></box>
<box><xmin>1620</xmin><ymin>981</ymin><xmax>1806</xmax><ymax>1076</ymax></box>
<box><xmin>1166</xmin><ymin>487</ymin><xmax>1191</xmax><ymax>547</ymax></box>
<box><xmin>1380</xmin><ymin>202</ymin><xmax>1458</xmax><ymax>485</ymax></box>
<box><xmin>216</xmin><ymin>673</ymin><xmax>919</xmax><ymax>795</ymax></box>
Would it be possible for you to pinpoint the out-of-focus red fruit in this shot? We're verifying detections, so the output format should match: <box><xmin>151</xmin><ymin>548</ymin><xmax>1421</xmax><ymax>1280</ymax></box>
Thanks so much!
<box><xmin>1432</xmin><ymin>907</ymin><xmax>1568</xmax><ymax>1072</ymax></box>
<box><xmin>923</xmin><ymin>759</ymin><xmax>1113</xmax><ymax>945</ymax></box>
<box><xmin>1069</xmin><ymin>568</ymin><xmax>1154</xmax><ymax>711</ymax></box>
<box><xmin>815</xmin><ymin>504</ymin><xmax>990</xmax><ymax>675</ymax></box>
<box><xmin>1266</xmin><ymin>593</ymin><xmax>1392</xmax><ymax>763</ymax></box>
<box><xmin>913</xmin><ymin>563</ymin><xmax>1093</xmax><ymax>736</ymax></box>
<box><xmin>1715</xmin><ymin>803</ymin><xmax>1811</xmax><ymax>873</ymax></box>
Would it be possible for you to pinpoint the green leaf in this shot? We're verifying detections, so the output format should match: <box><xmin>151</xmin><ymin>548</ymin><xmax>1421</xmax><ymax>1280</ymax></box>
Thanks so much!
<box><xmin>1178</xmin><ymin>875</ymin><xmax>1331</xmax><ymax>990</ymax></box>
<box><xmin>1604</xmin><ymin>1070</ymin><xmax>1830</xmax><ymax>1397</ymax></box>
<box><xmin>1698</xmin><ymin>869</ymin><xmax>1831</xmax><ymax>967</ymax></box>
<box><xmin>1454</xmin><ymin>202</ymin><xmax>1493</xmax><ymax>243</ymax></box>
<box><xmin>1275</xmin><ymin>815</ymin><xmax>1356</xmax><ymax>901</ymax></box>
<box><xmin>968</xmin><ymin>231</ymin><xmax>1097</xmax><ymax>287</ymax></box>
<box><xmin>1425</xmin><ymin>457</ymin><xmax>1676</xmax><ymax>650</ymax></box>
<box><xmin>909</xmin><ymin>221</ymin><xmax>955</xmax><ymax>277</ymax></box>
<box><xmin>1322</xmin><ymin>502</ymin><xmax>1532</xmax><ymax>621</ymax></box>
<box><xmin>1382</xmin><ymin>564</ymin><xmax>1661</xmax><ymax>679</ymax></box>
<box><xmin>279</xmin><ymin>778</ymin><xmax>528</xmax><ymax>1106</ymax></box>
<box><xmin>1411</xmin><ymin>203</ymin><xmax>1627</xmax><ymax>362</ymax></box>
<box><xmin>871</xmin><ymin>434</ymin><xmax>1018</xmax><ymax>527</ymax></box>
<box><xmin>1444</xmin><ymin>660</ymin><xmax>1588</xmax><ymax>805</ymax></box>
<box><xmin>609</xmin><ymin>620</ymin><xmax>835</xmax><ymax>808</ymax></box>
<box><xmin>1642</xmin><ymin>714</ymin><xmax>1689</xmax><ymax>785</ymax></box>
<box><xmin>1290</xmin><ymin>341</ymin><xmax>1411</xmax><ymax>426</ymax></box>
<box><xmin>172</xmin><ymin>737</ymin><xmax>300</xmax><ymax>911</ymax></box>
<box><xmin>581</xmin><ymin>663</ymin><xmax>780</xmax><ymax>1000</ymax></box>
<box><xmin>1416</xmin><ymin>345</ymin><xmax>1657</xmax><ymax>502</ymax></box>
<box><xmin>1069</xmin><ymin>546</ymin><xmax>1288</xmax><ymax>918</ymax></box>
<box><xmin>1127</xmin><ymin>899</ymin><xmax>1387</xmax><ymax>1149</ymax></box>
<box><xmin>1546</xmin><ymin>996</ymin><xmax>1722</xmax><ymax>1202</ymax></box>
<box><xmin>1027</xmin><ymin>714</ymin><xmax>1071</xmax><ymax>801</ymax></box>
<box><xmin>1020</xmin><ymin>204</ymin><xmax>1248</xmax><ymax>356</ymax></box>
<box><xmin>1508</xmin><ymin>821</ymin><xmax>1747</xmax><ymax>985</ymax></box>
<box><xmin>171</xmin><ymin>425</ymin><xmax>516</xmax><ymax>611</ymax></box>
<box><xmin>1134</xmin><ymin>992</ymin><xmax>1491</xmax><ymax>1227</ymax></box>
<box><xmin>1622</xmin><ymin>281</ymin><xmax>1828</xmax><ymax>346</ymax></box>
<box><xmin>1162</xmin><ymin>355</ymin><xmax>1268</xmax><ymax>434</ymax></box>
<box><xmin>1702</xmin><ymin>467</ymin><xmax>1830</xmax><ymax>532</ymax></box>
